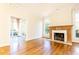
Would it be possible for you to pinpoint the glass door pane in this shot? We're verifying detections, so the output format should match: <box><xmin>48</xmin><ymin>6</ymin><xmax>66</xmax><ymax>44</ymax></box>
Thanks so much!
<box><xmin>44</xmin><ymin>19</ymin><xmax>51</xmax><ymax>38</ymax></box>
<box><xmin>73</xmin><ymin>12</ymin><xmax>79</xmax><ymax>42</ymax></box>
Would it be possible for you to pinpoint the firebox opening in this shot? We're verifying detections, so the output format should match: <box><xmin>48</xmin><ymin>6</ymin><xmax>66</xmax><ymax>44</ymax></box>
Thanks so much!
<box><xmin>54</xmin><ymin>33</ymin><xmax>64</xmax><ymax>42</ymax></box>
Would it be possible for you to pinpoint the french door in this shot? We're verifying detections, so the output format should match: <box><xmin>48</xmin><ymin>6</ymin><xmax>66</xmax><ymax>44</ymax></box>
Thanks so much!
<box><xmin>43</xmin><ymin>19</ymin><xmax>51</xmax><ymax>38</ymax></box>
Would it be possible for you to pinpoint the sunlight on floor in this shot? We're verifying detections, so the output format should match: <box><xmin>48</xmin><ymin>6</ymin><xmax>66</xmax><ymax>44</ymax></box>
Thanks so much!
<box><xmin>10</xmin><ymin>36</ymin><xmax>25</xmax><ymax>54</ymax></box>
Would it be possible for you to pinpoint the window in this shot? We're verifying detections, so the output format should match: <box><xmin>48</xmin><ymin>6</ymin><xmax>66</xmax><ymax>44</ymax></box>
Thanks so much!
<box><xmin>75</xmin><ymin>12</ymin><xmax>79</xmax><ymax>37</ymax></box>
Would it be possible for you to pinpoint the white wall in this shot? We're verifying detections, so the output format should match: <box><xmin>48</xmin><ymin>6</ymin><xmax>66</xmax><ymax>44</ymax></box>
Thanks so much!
<box><xmin>0</xmin><ymin>5</ymin><xmax>10</xmax><ymax>47</ymax></box>
<box><xmin>49</xmin><ymin>7</ymin><xmax>73</xmax><ymax>26</ymax></box>
<box><xmin>26</xmin><ymin>15</ymin><xmax>42</xmax><ymax>40</ymax></box>
<box><xmin>0</xmin><ymin>4</ymin><xmax>43</xmax><ymax>47</ymax></box>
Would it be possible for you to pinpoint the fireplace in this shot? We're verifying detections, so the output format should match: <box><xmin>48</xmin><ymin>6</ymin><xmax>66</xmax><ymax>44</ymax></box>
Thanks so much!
<box><xmin>48</xmin><ymin>25</ymin><xmax>73</xmax><ymax>45</ymax></box>
<box><xmin>54</xmin><ymin>33</ymin><xmax>64</xmax><ymax>42</ymax></box>
<box><xmin>52</xmin><ymin>30</ymin><xmax>67</xmax><ymax>44</ymax></box>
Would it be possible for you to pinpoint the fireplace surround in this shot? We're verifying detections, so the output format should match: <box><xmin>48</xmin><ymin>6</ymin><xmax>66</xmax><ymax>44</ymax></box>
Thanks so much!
<box><xmin>52</xmin><ymin>30</ymin><xmax>67</xmax><ymax>44</ymax></box>
<box><xmin>48</xmin><ymin>25</ymin><xmax>73</xmax><ymax>45</ymax></box>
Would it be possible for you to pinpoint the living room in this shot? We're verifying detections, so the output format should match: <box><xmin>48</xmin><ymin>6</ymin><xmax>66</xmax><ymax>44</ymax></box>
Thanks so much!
<box><xmin>0</xmin><ymin>3</ymin><xmax>79</xmax><ymax>55</ymax></box>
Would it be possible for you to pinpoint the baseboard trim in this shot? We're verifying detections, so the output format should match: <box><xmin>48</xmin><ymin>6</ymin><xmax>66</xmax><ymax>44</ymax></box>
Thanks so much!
<box><xmin>0</xmin><ymin>43</ymin><xmax>9</xmax><ymax>47</ymax></box>
<box><xmin>26</xmin><ymin>37</ymin><xmax>42</xmax><ymax>41</ymax></box>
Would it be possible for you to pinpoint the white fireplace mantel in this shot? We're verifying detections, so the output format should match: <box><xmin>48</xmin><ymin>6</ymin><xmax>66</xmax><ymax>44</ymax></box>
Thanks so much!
<box><xmin>52</xmin><ymin>30</ymin><xmax>67</xmax><ymax>44</ymax></box>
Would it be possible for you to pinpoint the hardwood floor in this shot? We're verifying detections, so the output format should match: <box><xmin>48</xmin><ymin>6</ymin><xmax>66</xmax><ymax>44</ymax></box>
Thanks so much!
<box><xmin>0</xmin><ymin>38</ymin><xmax>79</xmax><ymax>55</ymax></box>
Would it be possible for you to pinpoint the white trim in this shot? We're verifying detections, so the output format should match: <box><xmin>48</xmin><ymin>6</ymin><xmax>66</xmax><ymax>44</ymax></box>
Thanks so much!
<box><xmin>52</xmin><ymin>30</ymin><xmax>71</xmax><ymax>45</ymax></box>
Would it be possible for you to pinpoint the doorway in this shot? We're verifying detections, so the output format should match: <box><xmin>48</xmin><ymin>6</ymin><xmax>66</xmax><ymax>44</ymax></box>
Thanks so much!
<box><xmin>43</xmin><ymin>18</ymin><xmax>51</xmax><ymax>38</ymax></box>
<box><xmin>10</xmin><ymin>16</ymin><xmax>26</xmax><ymax>54</ymax></box>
